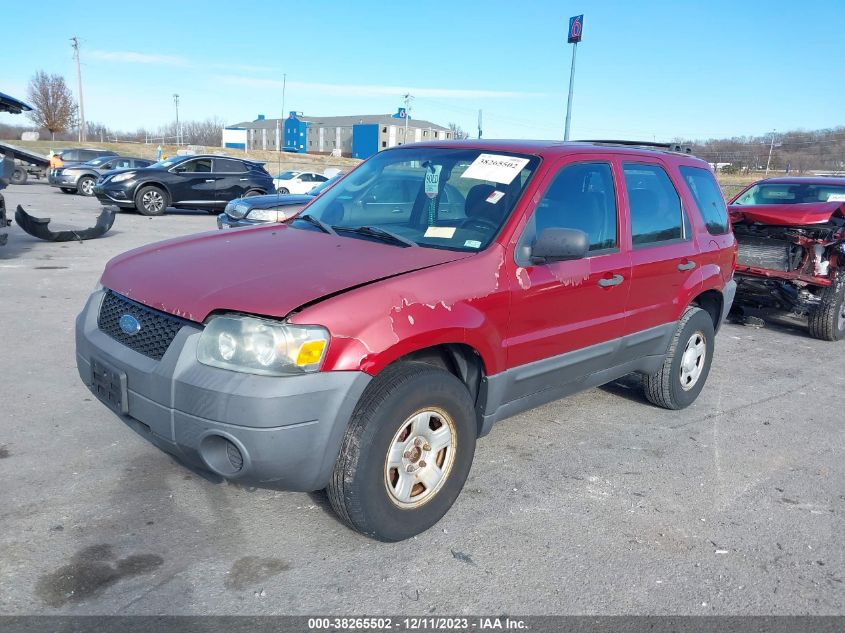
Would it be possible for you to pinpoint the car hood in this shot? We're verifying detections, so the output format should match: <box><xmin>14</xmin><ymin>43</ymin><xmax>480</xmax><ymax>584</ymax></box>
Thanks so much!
<box><xmin>235</xmin><ymin>194</ymin><xmax>314</xmax><ymax>209</ymax></box>
<box><xmin>100</xmin><ymin>225</ymin><xmax>473</xmax><ymax>323</ymax></box>
<box><xmin>728</xmin><ymin>201</ymin><xmax>845</xmax><ymax>226</ymax></box>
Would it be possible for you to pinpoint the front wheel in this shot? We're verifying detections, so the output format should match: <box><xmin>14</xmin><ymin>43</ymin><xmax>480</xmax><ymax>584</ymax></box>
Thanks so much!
<box><xmin>11</xmin><ymin>167</ymin><xmax>26</xmax><ymax>185</ymax></box>
<box><xmin>643</xmin><ymin>306</ymin><xmax>715</xmax><ymax>410</ymax></box>
<box><xmin>135</xmin><ymin>185</ymin><xmax>169</xmax><ymax>216</ymax></box>
<box><xmin>807</xmin><ymin>274</ymin><xmax>845</xmax><ymax>341</ymax></box>
<box><xmin>328</xmin><ymin>362</ymin><xmax>477</xmax><ymax>542</ymax></box>
<box><xmin>277</xmin><ymin>187</ymin><xmax>289</xmax><ymax>194</ymax></box>
<box><xmin>77</xmin><ymin>176</ymin><xmax>96</xmax><ymax>196</ymax></box>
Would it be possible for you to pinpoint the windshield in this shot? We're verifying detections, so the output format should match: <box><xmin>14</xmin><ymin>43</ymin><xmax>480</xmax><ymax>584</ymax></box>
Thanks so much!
<box><xmin>149</xmin><ymin>157</ymin><xmax>184</xmax><ymax>170</ymax></box>
<box><xmin>84</xmin><ymin>156</ymin><xmax>113</xmax><ymax>167</ymax></box>
<box><xmin>292</xmin><ymin>147</ymin><xmax>539</xmax><ymax>251</ymax></box>
<box><xmin>275</xmin><ymin>170</ymin><xmax>300</xmax><ymax>180</ymax></box>
<box><xmin>734</xmin><ymin>182</ymin><xmax>845</xmax><ymax>205</ymax></box>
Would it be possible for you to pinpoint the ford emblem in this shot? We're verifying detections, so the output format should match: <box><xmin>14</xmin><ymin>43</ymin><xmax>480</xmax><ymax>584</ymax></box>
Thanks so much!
<box><xmin>119</xmin><ymin>314</ymin><xmax>141</xmax><ymax>335</ymax></box>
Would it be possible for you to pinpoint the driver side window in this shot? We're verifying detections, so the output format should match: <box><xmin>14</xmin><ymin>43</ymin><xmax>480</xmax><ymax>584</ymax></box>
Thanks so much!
<box><xmin>178</xmin><ymin>159</ymin><xmax>212</xmax><ymax>173</ymax></box>
<box><xmin>526</xmin><ymin>162</ymin><xmax>618</xmax><ymax>253</ymax></box>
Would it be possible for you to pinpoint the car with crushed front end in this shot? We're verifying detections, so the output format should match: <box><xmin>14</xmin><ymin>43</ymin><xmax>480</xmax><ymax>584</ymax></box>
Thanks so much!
<box><xmin>76</xmin><ymin>140</ymin><xmax>736</xmax><ymax>541</ymax></box>
<box><xmin>92</xmin><ymin>154</ymin><xmax>274</xmax><ymax>215</ymax></box>
<box><xmin>51</xmin><ymin>155</ymin><xmax>154</xmax><ymax>196</ymax></box>
<box><xmin>729</xmin><ymin>176</ymin><xmax>845</xmax><ymax>340</ymax></box>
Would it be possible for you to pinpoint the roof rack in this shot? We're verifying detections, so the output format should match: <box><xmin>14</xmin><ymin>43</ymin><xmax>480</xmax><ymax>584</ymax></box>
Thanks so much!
<box><xmin>575</xmin><ymin>139</ymin><xmax>694</xmax><ymax>155</ymax></box>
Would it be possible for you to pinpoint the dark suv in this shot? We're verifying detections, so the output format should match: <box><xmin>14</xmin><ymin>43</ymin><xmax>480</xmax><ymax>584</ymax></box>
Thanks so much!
<box><xmin>93</xmin><ymin>154</ymin><xmax>274</xmax><ymax>215</ymax></box>
<box><xmin>48</xmin><ymin>148</ymin><xmax>118</xmax><ymax>190</ymax></box>
<box><xmin>77</xmin><ymin>140</ymin><xmax>736</xmax><ymax>541</ymax></box>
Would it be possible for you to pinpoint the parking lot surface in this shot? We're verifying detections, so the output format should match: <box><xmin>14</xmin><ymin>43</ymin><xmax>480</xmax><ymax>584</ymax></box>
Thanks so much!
<box><xmin>0</xmin><ymin>183</ymin><xmax>842</xmax><ymax>615</ymax></box>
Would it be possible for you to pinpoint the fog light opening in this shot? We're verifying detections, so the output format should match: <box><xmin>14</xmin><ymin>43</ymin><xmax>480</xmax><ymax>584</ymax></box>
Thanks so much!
<box><xmin>200</xmin><ymin>434</ymin><xmax>246</xmax><ymax>477</ymax></box>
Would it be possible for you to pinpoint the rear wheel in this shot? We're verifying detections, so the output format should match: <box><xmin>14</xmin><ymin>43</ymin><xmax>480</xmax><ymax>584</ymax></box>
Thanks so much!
<box><xmin>77</xmin><ymin>176</ymin><xmax>96</xmax><ymax>196</ymax></box>
<box><xmin>11</xmin><ymin>167</ymin><xmax>26</xmax><ymax>185</ymax></box>
<box><xmin>328</xmin><ymin>362</ymin><xmax>476</xmax><ymax>542</ymax></box>
<box><xmin>808</xmin><ymin>274</ymin><xmax>845</xmax><ymax>341</ymax></box>
<box><xmin>643</xmin><ymin>306</ymin><xmax>715</xmax><ymax>410</ymax></box>
<box><xmin>135</xmin><ymin>185</ymin><xmax>168</xmax><ymax>216</ymax></box>
<box><xmin>277</xmin><ymin>187</ymin><xmax>289</xmax><ymax>194</ymax></box>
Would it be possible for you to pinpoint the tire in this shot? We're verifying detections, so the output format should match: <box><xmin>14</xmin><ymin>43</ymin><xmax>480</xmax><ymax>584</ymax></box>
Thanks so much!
<box><xmin>643</xmin><ymin>306</ymin><xmax>715</xmax><ymax>410</ymax></box>
<box><xmin>135</xmin><ymin>185</ymin><xmax>169</xmax><ymax>216</ymax></box>
<box><xmin>77</xmin><ymin>176</ymin><xmax>96</xmax><ymax>196</ymax></box>
<box><xmin>328</xmin><ymin>362</ymin><xmax>477</xmax><ymax>542</ymax></box>
<box><xmin>277</xmin><ymin>187</ymin><xmax>289</xmax><ymax>194</ymax></box>
<box><xmin>11</xmin><ymin>167</ymin><xmax>26</xmax><ymax>185</ymax></box>
<box><xmin>244</xmin><ymin>189</ymin><xmax>262</xmax><ymax>197</ymax></box>
<box><xmin>60</xmin><ymin>187</ymin><xmax>75</xmax><ymax>194</ymax></box>
<box><xmin>807</xmin><ymin>273</ymin><xmax>845</xmax><ymax>341</ymax></box>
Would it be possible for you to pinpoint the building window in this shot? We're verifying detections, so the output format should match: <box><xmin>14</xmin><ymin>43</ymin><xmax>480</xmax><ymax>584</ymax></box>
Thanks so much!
<box><xmin>382</xmin><ymin>141</ymin><xmax>387</xmax><ymax>148</ymax></box>
<box><xmin>382</xmin><ymin>126</ymin><xmax>387</xmax><ymax>133</ymax></box>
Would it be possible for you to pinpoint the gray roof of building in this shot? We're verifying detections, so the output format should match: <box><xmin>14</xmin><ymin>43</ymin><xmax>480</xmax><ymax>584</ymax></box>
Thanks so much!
<box><xmin>231</xmin><ymin>114</ymin><xmax>450</xmax><ymax>132</ymax></box>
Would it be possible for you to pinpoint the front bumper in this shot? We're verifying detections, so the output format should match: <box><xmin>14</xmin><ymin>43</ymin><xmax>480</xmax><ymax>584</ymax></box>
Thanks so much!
<box><xmin>75</xmin><ymin>290</ymin><xmax>371</xmax><ymax>490</ymax></box>
<box><xmin>93</xmin><ymin>183</ymin><xmax>135</xmax><ymax>208</ymax></box>
<box><xmin>49</xmin><ymin>173</ymin><xmax>80</xmax><ymax>189</ymax></box>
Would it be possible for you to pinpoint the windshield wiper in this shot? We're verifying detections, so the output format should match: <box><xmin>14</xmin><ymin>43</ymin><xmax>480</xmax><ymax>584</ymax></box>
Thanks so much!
<box><xmin>339</xmin><ymin>225</ymin><xmax>418</xmax><ymax>247</ymax></box>
<box><xmin>296</xmin><ymin>213</ymin><xmax>336</xmax><ymax>235</ymax></box>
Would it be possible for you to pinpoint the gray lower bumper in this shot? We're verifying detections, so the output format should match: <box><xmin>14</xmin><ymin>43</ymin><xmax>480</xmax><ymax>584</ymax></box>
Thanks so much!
<box><xmin>718</xmin><ymin>279</ymin><xmax>737</xmax><ymax>331</ymax></box>
<box><xmin>75</xmin><ymin>290</ymin><xmax>371</xmax><ymax>491</ymax></box>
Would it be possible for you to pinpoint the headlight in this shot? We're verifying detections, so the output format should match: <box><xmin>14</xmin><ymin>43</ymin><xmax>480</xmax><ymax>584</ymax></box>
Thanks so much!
<box><xmin>227</xmin><ymin>202</ymin><xmax>250</xmax><ymax>219</ymax></box>
<box><xmin>246</xmin><ymin>207</ymin><xmax>291</xmax><ymax>222</ymax></box>
<box><xmin>111</xmin><ymin>172</ymin><xmax>136</xmax><ymax>183</ymax></box>
<box><xmin>197</xmin><ymin>314</ymin><xmax>329</xmax><ymax>376</ymax></box>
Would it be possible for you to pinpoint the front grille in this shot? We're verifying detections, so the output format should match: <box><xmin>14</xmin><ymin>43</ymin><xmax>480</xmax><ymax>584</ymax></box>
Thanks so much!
<box><xmin>736</xmin><ymin>236</ymin><xmax>792</xmax><ymax>271</ymax></box>
<box><xmin>98</xmin><ymin>290</ymin><xmax>188</xmax><ymax>360</ymax></box>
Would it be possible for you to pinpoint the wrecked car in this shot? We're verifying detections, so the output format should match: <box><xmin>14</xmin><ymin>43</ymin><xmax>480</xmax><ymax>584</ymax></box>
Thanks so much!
<box><xmin>76</xmin><ymin>140</ymin><xmax>736</xmax><ymax>541</ymax></box>
<box><xmin>729</xmin><ymin>177</ymin><xmax>845</xmax><ymax>341</ymax></box>
<box><xmin>0</xmin><ymin>91</ymin><xmax>33</xmax><ymax>245</ymax></box>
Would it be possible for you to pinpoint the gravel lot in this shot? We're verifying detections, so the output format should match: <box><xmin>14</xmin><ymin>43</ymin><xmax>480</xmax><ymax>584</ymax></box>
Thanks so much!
<box><xmin>0</xmin><ymin>182</ymin><xmax>842</xmax><ymax>616</ymax></box>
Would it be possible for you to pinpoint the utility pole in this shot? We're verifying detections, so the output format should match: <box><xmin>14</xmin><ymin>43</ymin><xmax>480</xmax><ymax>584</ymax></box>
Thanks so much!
<box><xmin>563</xmin><ymin>15</ymin><xmax>583</xmax><ymax>141</ymax></box>
<box><xmin>173</xmin><ymin>94</ymin><xmax>181</xmax><ymax>146</ymax></box>
<box><xmin>403</xmin><ymin>92</ymin><xmax>414</xmax><ymax>143</ymax></box>
<box><xmin>478</xmin><ymin>109</ymin><xmax>482</xmax><ymax>139</ymax></box>
<box><xmin>765</xmin><ymin>129</ymin><xmax>776</xmax><ymax>176</ymax></box>
<box><xmin>71</xmin><ymin>37</ymin><xmax>86</xmax><ymax>143</ymax></box>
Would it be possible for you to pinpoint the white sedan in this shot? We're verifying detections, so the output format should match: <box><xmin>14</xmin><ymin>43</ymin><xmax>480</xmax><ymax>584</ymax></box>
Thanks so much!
<box><xmin>273</xmin><ymin>170</ymin><xmax>329</xmax><ymax>194</ymax></box>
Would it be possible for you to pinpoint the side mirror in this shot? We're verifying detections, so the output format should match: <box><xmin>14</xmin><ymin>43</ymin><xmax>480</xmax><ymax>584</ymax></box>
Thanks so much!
<box><xmin>530</xmin><ymin>228</ymin><xmax>589</xmax><ymax>264</ymax></box>
<box><xmin>174</xmin><ymin>166</ymin><xmax>187</xmax><ymax>173</ymax></box>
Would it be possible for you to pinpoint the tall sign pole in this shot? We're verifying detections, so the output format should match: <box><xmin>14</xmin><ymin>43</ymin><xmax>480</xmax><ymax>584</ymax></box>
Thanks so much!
<box><xmin>71</xmin><ymin>36</ymin><xmax>86</xmax><ymax>143</ymax></box>
<box><xmin>563</xmin><ymin>14</ymin><xmax>583</xmax><ymax>141</ymax></box>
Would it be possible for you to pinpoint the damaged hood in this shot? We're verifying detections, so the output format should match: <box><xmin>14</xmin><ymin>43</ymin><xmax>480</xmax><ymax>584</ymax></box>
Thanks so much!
<box><xmin>100</xmin><ymin>225</ymin><xmax>473</xmax><ymax>322</ymax></box>
<box><xmin>729</xmin><ymin>201</ymin><xmax>845</xmax><ymax>226</ymax></box>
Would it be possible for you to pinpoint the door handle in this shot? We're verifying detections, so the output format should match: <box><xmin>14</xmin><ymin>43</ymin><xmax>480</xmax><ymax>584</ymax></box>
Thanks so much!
<box><xmin>597</xmin><ymin>274</ymin><xmax>624</xmax><ymax>288</ymax></box>
<box><xmin>239</xmin><ymin>178</ymin><xmax>249</xmax><ymax>181</ymax></box>
<box><xmin>677</xmin><ymin>260</ymin><xmax>697</xmax><ymax>271</ymax></box>
<box><xmin>205</xmin><ymin>179</ymin><xmax>216</xmax><ymax>183</ymax></box>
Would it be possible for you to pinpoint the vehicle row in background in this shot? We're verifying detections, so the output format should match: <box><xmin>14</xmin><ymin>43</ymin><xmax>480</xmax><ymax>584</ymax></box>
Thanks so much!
<box><xmin>730</xmin><ymin>176</ymin><xmax>845</xmax><ymax>341</ymax></box>
<box><xmin>93</xmin><ymin>154</ymin><xmax>274</xmax><ymax>216</ymax></box>
<box><xmin>273</xmin><ymin>170</ymin><xmax>330</xmax><ymax>194</ymax></box>
<box><xmin>218</xmin><ymin>173</ymin><xmax>343</xmax><ymax>229</ymax></box>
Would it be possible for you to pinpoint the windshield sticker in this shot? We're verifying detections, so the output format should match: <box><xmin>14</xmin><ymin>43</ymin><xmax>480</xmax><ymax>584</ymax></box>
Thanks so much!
<box><xmin>424</xmin><ymin>165</ymin><xmax>442</xmax><ymax>199</ymax></box>
<box><xmin>424</xmin><ymin>226</ymin><xmax>456</xmax><ymax>239</ymax></box>
<box><xmin>486</xmin><ymin>190</ymin><xmax>506</xmax><ymax>204</ymax></box>
<box><xmin>464</xmin><ymin>239</ymin><xmax>482</xmax><ymax>248</ymax></box>
<box><xmin>827</xmin><ymin>193</ymin><xmax>845</xmax><ymax>202</ymax></box>
<box><xmin>461</xmin><ymin>154</ymin><xmax>530</xmax><ymax>185</ymax></box>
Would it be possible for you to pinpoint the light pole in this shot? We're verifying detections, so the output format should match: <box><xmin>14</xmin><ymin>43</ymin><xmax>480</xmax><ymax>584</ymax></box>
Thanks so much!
<box><xmin>173</xmin><ymin>93</ymin><xmax>181</xmax><ymax>146</ymax></box>
<box><xmin>765</xmin><ymin>129</ymin><xmax>776</xmax><ymax>176</ymax></box>
<box><xmin>563</xmin><ymin>15</ymin><xmax>583</xmax><ymax>141</ymax></box>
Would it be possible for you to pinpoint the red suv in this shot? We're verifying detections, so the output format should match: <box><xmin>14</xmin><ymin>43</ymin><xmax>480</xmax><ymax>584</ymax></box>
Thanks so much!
<box><xmin>76</xmin><ymin>141</ymin><xmax>736</xmax><ymax>541</ymax></box>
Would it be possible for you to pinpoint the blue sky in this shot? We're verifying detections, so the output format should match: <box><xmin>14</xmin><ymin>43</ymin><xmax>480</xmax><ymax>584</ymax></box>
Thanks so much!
<box><xmin>2</xmin><ymin>0</ymin><xmax>842</xmax><ymax>141</ymax></box>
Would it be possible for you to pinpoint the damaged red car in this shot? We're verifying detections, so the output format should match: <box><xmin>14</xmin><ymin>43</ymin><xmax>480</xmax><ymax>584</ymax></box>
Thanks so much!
<box><xmin>76</xmin><ymin>140</ymin><xmax>736</xmax><ymax>541</ymax></box>
<box><xmin>730</xmin><ymin>177</ymin><xmax>845</xmax><ymax>340</ymax></box>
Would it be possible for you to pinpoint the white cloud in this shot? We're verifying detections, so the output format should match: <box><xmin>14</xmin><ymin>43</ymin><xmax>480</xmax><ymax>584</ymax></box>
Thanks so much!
<box><xmin>216</xmin><ymin>75</ymin><xmax>539</xmax><ymax>99</ymax></box>
<box><xmin>88</xmin><ymin>50</ymin><xmax>189</xmax><ymax>66</ymax></box>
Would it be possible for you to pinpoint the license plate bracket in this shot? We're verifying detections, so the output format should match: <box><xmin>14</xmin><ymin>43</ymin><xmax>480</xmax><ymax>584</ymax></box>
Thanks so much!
<box><xmin>91</xmin><ymin>357</ymin><xmax>128</xmax><ymax>414</ymax></box>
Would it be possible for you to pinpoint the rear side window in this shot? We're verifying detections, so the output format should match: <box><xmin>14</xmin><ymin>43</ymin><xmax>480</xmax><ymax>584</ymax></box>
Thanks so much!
<box><xmin>214</xmin><ymin>158</ymin><xmax>247</xmax><ymax>173</ymax></box>
<box><xmin>61</xmin><ymin>150</ymin><xmax>79</xmax><ymax>161</ymax></box>
<box><xmin>623</xmin><ymin>163</ymin><xmax>688</xmax><ymax>246</ymax></box>
<box><xmin>680</xmin><ymin>166</ymin><xmax>729</xmax><ymax>234</ymax></box>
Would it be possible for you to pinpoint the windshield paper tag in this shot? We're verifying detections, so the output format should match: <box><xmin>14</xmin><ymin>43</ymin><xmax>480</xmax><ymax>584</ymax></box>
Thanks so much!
<box><xmin>424</xmin><ymin>226</ymin><xmax>456</xmax><ymax>239</ymax></box>
<box><xmin>464</xmin><ymin>239</ymin><xmax>482</xmax><ymax>248</ymax></box>
<box><xmin>424</xmin><ymin>165</ymin><xmax>442</xmax><ymax>198</ymax></box>
<box><xmin>461</xmin><ymin>154</ymin><xmax>530</xmax><ymax>185</ymax></box>
<box><xmin>827</xmin><ymin>193</ymin><xmax>845</xmax><ymax>202</ymax></box>
<box><xmin>486</xmin><ymin>190</ymin><xmax>506</xmax><ymax>204</ymax></box>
